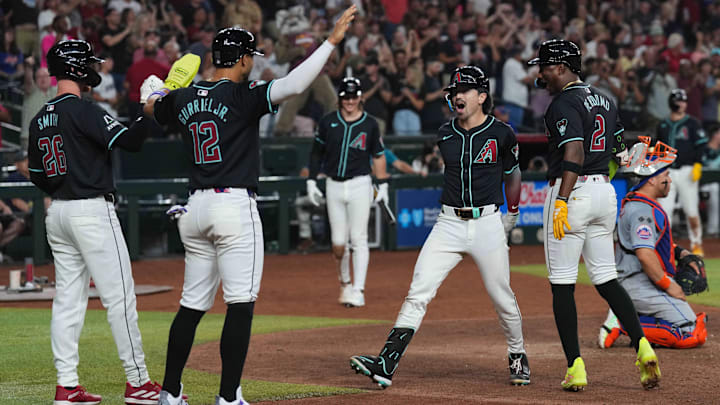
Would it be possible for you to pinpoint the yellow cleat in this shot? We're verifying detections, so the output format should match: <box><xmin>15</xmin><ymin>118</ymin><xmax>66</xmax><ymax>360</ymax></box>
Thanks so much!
<box><xmin>561</xmin><ymin>357</ymin><xmax>587</xmax><ymax>391</ymax></box>
<box><xmin>636</xmin><ymin>337</ymin><xmax>661</xmax><ymax>389</ymax></box>
<box><xmin>164</xmin><ymin>54</ymin><xmax>201</xmax><ymax>90</ymax></box>
<box><xmin>691</xmin><ymin>244</ymin><xmax>704</xmax><ymax>257</ymax></box>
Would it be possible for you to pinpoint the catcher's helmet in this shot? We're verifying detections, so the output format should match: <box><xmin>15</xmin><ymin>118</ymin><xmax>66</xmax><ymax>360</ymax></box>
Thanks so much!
<box><xmin>338</xmin><ymin>77</ymin><xmax>362</xmax><ymax>98</ymax></box>
<box><xmin>47</xmin><ymin>40</ymin><xmax>103</xmax><ymax>87</ymax></box>
<box><xmin>443</xmin><ymin>65</ymin><xmax>489</xmax><ymax>93</ymax></box>
<box><xmin>212</xmin><ymin>27</ymin><xmax>264</xmax><ymax>68</ymax></box>
<box><xmin>624</xmin><ymin>136</ymin><xmax>677</xmax><ymax>190</ymax></box>
<box><xmin>528</xmin><ymin>39</ymin><xmax>582</xmax><ymax>74</ymax></box>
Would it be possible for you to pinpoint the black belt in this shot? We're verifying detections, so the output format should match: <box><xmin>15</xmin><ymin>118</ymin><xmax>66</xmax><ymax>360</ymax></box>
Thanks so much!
<box><xmin>453</xmin><ymin>206</ymin><xmax>498</xmax><ymax>219</ymax></box>
<box><xmin>330</xmin><ymin>176</ymin><xmax>354</xmax><ymax>182</ymax></box>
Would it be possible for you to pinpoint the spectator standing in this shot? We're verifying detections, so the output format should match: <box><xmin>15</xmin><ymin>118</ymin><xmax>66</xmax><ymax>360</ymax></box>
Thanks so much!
<box><xmin>420</xmin><ymin>59</ymin><xmax>446</xmax><ymax>132</ymax></box>
<box><xmin>109</xmin><ymin>0</ymin><xmax>143</xmax><ymax>15</ymax></box>
<box><xmin>0</xmin><ymin>27</ymin><xmax>24</xmax><ymax>86</ymax></box>
<box><xmin>20</xmin><ymin>57</ymin><xmax>56</xmax><ymax>149</ymax></box>
<box><xmin>618</xmin><ymin>69</ymin><xmax>646</xmax><ymax>131</ymax></box>
<box><xmin>223</xmin><ymin>0</ymin><xmax>263</xmax><ymax>34</ymax></box>
<box><xmin>41</xmin><ymin>16</ymin><xmax>72</xmax><ymax>70</ymax></box>
<box><xmin>586</xmin><ymin>59</ymin><xmax>624</xmax><ymax>105</ymax></box>
<box><xmin>391</xmin><ymin>57</ymin><xmax>425</xmax><ymax>135</ymax></box>
<box><xmin>124</xmin><ymin>31</ymin><xmax>170</xmax><ymax>118</ymax></box>
<box><xmin>501</xmin><ymin>46</ymin><xmax>534</xmax><ymax>129</ymax></box>
<box><xmin>4</xmin><ymin>0</ymin><xmax>39</xmax><ymax>57</ymax></box>
<box><xmin>644</xmin><ymin>59</ymin><xmax>678</xmax><ymax>129</ymax></box>
<box><xmin>93</xmin><ymin>54</ymin><xmax>119</xmax><ymax>117</ymax></box>
<box><xmin>100</xmin><ymin>8</ymin><xmax>133</xmax><ymax>91</ymax></box>
<box><xmin>360</xmin><ymin>54</ymin><xmax>392</xmax><ymax>135</ymax></box>
<box><xmin>699</xmin><ymin>59</ymin><xmax>720</xmax><ymax>125</ymax></box>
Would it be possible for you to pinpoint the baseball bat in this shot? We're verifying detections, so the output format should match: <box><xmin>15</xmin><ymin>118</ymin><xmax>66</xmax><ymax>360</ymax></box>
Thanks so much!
<box><xmin>373</xmin><ymin>185</ymin><xmax>397</xmax><ymax>226</ymax></box>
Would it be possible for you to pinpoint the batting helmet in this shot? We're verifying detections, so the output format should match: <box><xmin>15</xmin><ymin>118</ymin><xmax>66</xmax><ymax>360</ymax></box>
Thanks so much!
<box><xmin>443</xmin><ymin>65</ymin><xmax>490</xmax><ymax>93</ymax></box>
<box><xmin>338</xmin><ymin>77</ymin><xmax>362</xmax><ymax>98</ymax></box>
<box><xmin>528</xmin><ymin>39</ymin><xmax>582</xmax><ymax>74</ymax></box>
<box><xmin>47</xmin><ymin>40</ymin><xmax>104</xmax><ymax>87</ymax></box>
<box><xmin>212</xmin><ymin>27</ymin><xmax>264</xmax><ymax>68</ymax></box>
<box><xmin>668</xmin><ymin>88</ymin><xmax>688</xmax><ymax>111</ymax></box>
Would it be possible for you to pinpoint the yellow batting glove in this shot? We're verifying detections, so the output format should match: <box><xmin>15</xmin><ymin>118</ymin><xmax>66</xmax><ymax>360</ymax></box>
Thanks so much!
<box><xmin>691</xmin><ymin>162</ymin><xmax>702</xmax><ymax>182</ymax></box>
<box><xmin>553</xmin><ymin>199</ymin><xmax>571</xmax><ymax>240</ymax></box>
<box><xmin>164</xmin><ymin>53</ymin><xmax>201</xmax><ymax>90</ymax></box>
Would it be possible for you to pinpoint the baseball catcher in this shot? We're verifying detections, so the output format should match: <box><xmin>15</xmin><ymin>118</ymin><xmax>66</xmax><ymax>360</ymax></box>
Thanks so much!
<box><xmin>599</xmin><ymin>138</ymin><xmax>708</xmax><ymax>350</ymax></box>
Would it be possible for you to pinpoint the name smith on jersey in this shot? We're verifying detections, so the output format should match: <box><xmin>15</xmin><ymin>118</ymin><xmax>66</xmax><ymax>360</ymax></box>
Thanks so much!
<box><xmin>178</xmin><ymin>98</ymin><xmax>229</xmax><ymax>125</ymax></box>
<box><xmin>37</xmin><ymin>113</ymin><xmax>59</xmax><ymax>130</ymax></box>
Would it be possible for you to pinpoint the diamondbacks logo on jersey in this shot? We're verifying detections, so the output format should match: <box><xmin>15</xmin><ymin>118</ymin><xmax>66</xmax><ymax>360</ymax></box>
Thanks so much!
<box><xmin>556</xmin><ymin>118</ymin><xmax>568</xmax><ymax>136</ymax></box>
<box><xmin>677</xmin><ymin>127</ymin><xmax>689</xmax><ymax>140</ymax></box>
<box><xmin>474</xmin><ymin>139</ymin><xmax>497</xmax><ymax>164</ymax></box>
<box><xmin>512</xmin><ymin>144</ymin><xmax>519</xmax><ymax>161</ymax></box>
<box><xmin>349</xmin><ymin>132</ymin><xmax>367</xmax><ymax>150</ymax></box>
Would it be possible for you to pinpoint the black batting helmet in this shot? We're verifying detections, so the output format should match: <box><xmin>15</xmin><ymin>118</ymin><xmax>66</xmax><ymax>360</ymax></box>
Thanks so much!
<box><xmin>669</xmin><ymin>88</ymin><xmax>688</xmax><ymax>111</ymax></box>
<box><xmin>528</xmin><ymin>39</ymin><xmax>582</xmax><ymax>74</ymax></box>
<box><xmin>338</xmin><ymin>77</ymin><xmax>362</xmax><ymax>98</ymax></box>
<box><xmin>47</xmin><ymin>40</ymin><xmax>104</xmax><ymax>87</ymax></box>
<box><xmin>212</xmin><ymin>27</ymin><xmax>264</xmax><ymax>68</ymax></box>
<box><xmin>444</xmin><ymin>65</ymin><xmax>490</xmax><ymax>93</ymax></box>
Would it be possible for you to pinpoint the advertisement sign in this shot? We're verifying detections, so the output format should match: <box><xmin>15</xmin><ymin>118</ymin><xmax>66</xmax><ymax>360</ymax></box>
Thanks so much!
<box><xmin>396</xmin><ymin>189</ymin><xmax>442</xmax><ymax>248</ymax></box>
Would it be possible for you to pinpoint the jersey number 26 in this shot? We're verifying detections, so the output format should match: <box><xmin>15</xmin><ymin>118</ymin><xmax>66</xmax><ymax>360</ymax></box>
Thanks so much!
<box><xmin>189</xmin><ymin>121</ymin><xmax>222</xmax><ymax>164</ymax></box>
<box><xmin>38</xmin><ymin>135</ymin><xmax>67</xmax><ymax>177</ymax></box>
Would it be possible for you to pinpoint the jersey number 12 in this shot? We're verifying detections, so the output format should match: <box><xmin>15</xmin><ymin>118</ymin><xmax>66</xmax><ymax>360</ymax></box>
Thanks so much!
<box><xmin>590</xmin><ymin>114</ymin><xmax>606</xmax><ymax>152</ymax></box>
<box><xmin>38</xmin><ymin>135</ymin><xmax>67</xmax><ymax>177</ymax></box>
<box><xmin>189</xmin><ymin>121</ymin><xmax>222</xmax><ymax>164</ymax></box>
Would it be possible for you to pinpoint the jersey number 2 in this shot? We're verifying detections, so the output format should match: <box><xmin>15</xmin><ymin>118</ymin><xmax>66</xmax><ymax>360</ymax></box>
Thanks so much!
<box><xmin>38</xmin><ymin>135</ymin><xmax>67</xmax><ymax>177</ymax></box>
<box><xmin>189</xmin><ymin>121</ymin><xmax>222</xmax><ymax>164</ymax></box>
<box><xmin>590</xmin><ymin>114</ymin><xmax>606</xmax><ymax>152</ymax></box>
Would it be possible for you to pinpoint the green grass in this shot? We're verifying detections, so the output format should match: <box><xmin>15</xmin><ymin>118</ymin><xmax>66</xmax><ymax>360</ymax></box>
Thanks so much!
<box><xmin>0</xmin><ymin>308</ymin><xmax>385</xmax><ymax>405</ymax></box>
<box><xmin>511</xmin><ymin>258</ymin><xmax>720</xmax><ymax>307</ymax></box>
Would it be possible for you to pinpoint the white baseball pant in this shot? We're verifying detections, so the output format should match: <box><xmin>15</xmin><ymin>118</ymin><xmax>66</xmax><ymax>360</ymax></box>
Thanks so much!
<box><xmin>659</xmin><ymin>166</ymin><xmax>702</xmax><ymax>245</ymax></box>
<box><xmin>700</xmin><ymin>182</ymin><xmax>719</xmax><ymax>235</ymax></box>
<box><xmin>543</xmin><ymin>176</ymin><xmax>618</xmax><ymax>285</ymax></box>
<box><xmin>326</xmin><ymin>175</ymin><xmax>372</xmax><ymax>291</ymax></box>
<box><xmin>177</xmin><ymin>188</ymin><xmax>264</xmax><ymax>311</ymax></box>
<box><xmin>46</xmin><ymin>197</ymin><xmax>149</xmax><ymax>387</ymax></box>
<box><xmin>394</xmin><ymin>207</ymin><xmax>526</xmax><ymax>354</ymax></box>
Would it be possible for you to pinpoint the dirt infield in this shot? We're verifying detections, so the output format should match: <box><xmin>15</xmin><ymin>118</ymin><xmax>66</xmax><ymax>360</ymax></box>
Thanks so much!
<box><xmin>2</xmin><ymin>241</ymin><xmax>718</xmax><ymax>404</ymax></box>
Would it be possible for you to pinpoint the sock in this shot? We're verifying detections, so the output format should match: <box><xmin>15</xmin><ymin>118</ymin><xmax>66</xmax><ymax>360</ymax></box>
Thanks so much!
<box><xmin>378</xmin><ymin>328</ymin><xmax>415</xmax><ymax>373</ymax></box>
<box><xmin>595</xmin><ymin>279</ymin><xmax>644</xmax><ymax>351</ymax></box>
<box><xmin>550</xmin><ymin>284</ymin><xmax>580</xmax><ymax>367</ymax></box>
<box><xmin>162</xmin><ymin>306</ymin><xmax>205</xmax><ymax>397</ymax></box>
<box><xmin>219</xmin><ymin>302</ymin><xmax>254</xmax><ymax>402</ymax></box>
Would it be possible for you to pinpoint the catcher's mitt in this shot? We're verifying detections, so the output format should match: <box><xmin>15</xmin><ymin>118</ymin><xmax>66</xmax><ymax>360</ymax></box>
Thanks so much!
<box><xmin>675</xmin><ymin>254</ymin><xmax>708</xmax><ymax>295</ymax></box>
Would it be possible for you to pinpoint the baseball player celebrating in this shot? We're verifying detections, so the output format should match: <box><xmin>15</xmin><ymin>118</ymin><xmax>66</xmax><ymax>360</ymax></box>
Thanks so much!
<box><xmin>529</xmin><ymin>39</ymin><xmax>661</xmax><ymax>391</ymax></box>
<box><xmin>27</xmin><ymin>40</ymin><xmax>196</xmax><ymax>405</ymax></box>
<box><xmin>349</xmin><ymin>66</ymin><xmax>530</xmax><ymax>388</ymax></box>
<box><xmin>598</xmin><ymin>139</ymin><xmax>708</xmax><ymax>350</ymax></box>
<box><xmin>143</xmin><ymin>7</ymin><xmax>358</xmax><ymax>405</ymax></box>
<box><xmin>306</xmin><ymin>76</ymin><xmax>389</xmax><ymax>308</ymax></box>
<box><xmin>656</xmin><ymin>89</ymin><xmax>708</xmax><ymax>256</ymax></box>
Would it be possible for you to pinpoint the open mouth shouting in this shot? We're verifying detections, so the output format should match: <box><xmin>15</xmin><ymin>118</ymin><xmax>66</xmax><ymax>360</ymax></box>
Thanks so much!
<box><xmin>454</xmin><ymin>99</ymin><xmax>467</xmax><ymax>114</ymax></box>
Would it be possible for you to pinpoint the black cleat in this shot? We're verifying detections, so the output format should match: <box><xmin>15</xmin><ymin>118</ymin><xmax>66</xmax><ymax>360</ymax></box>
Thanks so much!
<box><xmin>509</xmin><ymin>352</ymin><xmax>531</xmax><ymax>386</ymax></box>
<box><xmin>349</xmin><ymin>355</ymin><xmax>394</xmax><ymax>389</ymax></box>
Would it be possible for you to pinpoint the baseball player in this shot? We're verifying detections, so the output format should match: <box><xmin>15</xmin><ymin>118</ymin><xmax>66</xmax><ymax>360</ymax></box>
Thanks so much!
<box><xmin>529</xmin><ymin>39</ymin><xmax>661</xmax><ymax>391</ymax></box>
<box><xmin>306</xmin><ymin>76</ymin><xmax>390</xmax><ymax>308</ymax></box>
<box><xmin>656</xmin><ymin>89</ymin><xmax>708</xmax><ymax>256</ymax></box>
<box><xmin>143</xmin><ymin>7</ymin><xmax>358</xmax><ymax>405</ymax></box>
<box><xmin>27</xmin><ymin>40</ymin><xmax>196</xmax><ymax>405</ymax></box>
<box><xmin>349</xmin><ymin>66</ymin><xmax>531</xmax><ymax>388</ymax></box>
<box><xmin>598</xmin><ymin>139</ymin><xmax>708</xmax><ymax>350</ymax></box>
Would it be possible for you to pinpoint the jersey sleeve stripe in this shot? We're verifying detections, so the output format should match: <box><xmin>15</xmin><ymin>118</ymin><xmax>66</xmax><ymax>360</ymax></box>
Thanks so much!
<box><xmin>557</xmin><ymin>137</ymin><xmax>583</xmax><ymax>147</ymax></box>
<box><xmin>314</xmin><ymin>136</ymin><xmax>325</xmax><ymax>144</ymax></box>
<box><xmin>614</xmin><ymin>128</ymin><xmax>624</xmax><ymax>135</ymax></box>
<box><xmin>631</xmin><ymin>244</ymin><xmax>655</xmax><ymax>249</ymax></box>
<box><xmin>107</xmin><ymin>127</ymin><xmax>128</xmax><ymax>150</ymax></box>
<box><xmin>696</xmin><ymin>138</ymin><xmax>709</xmax><ymax>145</ymax></box>
<box><xmin>504</xmin><ymin>164</ymin><xmax>519</xmax><ymax>174</ymax></box>
<box><xmin>28</xmin><ymin>167</ymin><xmax>44</xmax><ymax>172</ymax></box>
<box><xmin>375</xmin><ymin>151</ymin><xmax>384</xmax><ymax>156</ymax></box>
<box><xmin>266</xmin><ymin>79</ymin><xmax>278</xmax><ymax>114</ymax></box>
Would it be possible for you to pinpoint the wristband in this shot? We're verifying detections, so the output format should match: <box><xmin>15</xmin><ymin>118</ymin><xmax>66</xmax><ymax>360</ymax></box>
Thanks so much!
<box><xmin>556</xmin><ymin>195</ymin><xmax>568</xmax><ymax>202</ymax></box>
<box><xmin>376</xmin><ymin>177</ymin><xmax>390</xmax><ymax>184</ymax></box>
<box><xmin>560</xmin><ymin>160</ymin><xmax>582</xmax><ymax>174</ymax></box>
<box><xmin>673</xmin><ymin>244</ymin><xmax>684</xmax><ymax>259</ymax></box>
<box><xmin>149</xmin><ymin>88</ymin><xmax>170</xmax><ymax>99</ymax></box>
<box><xmin>655</xmin><ymin>274</ymin><xmax>671</xmax><ymax>290</ymax></box>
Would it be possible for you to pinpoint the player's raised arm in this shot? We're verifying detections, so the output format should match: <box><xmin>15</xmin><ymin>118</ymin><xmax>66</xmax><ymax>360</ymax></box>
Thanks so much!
<box><xmin>268</xmin><ymin>5</ymin><xmax>357</xmax><ymax>105</ymax></box>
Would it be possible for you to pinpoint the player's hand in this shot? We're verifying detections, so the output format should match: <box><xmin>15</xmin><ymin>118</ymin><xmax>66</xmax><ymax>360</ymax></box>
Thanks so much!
<box><xmin>140</xmin><ymin>74</ymin><xmax>165</xmax><ymax>104</ymax></box>
<box><xmin>306</xmin><ymin>179</ymin><xmax>324</xmax><ymax>206</ymax></box>
<box><xmin>691</xmin><ymin>162</ymin><xmax>702</xmax><ymax>182</ymax></box>
<box><xmin>666</xmin><ymin>280</ymin><xmax>687</xmax><ymax>301</ymax></box>
<box><xmin>328</xmin><ymin>5</ymin><xmax>357</xmax><ymax>46</ymax></box>
<box><xmin>502</xmin><ymin>211</ymin><xmax>519</xmax><ymax>234</ymax></box>
<box><xmin>165</xmin><ymin>53</ymin><xmax>201</xmax><ymax>90</ymax></box>
<box><xmin>552</xmin><ymin>199</ymin><xmax>571</xmax><ymax>240</ymax></box>
<box><xmin>165</xmin><ymin>205</ymin><xmax>187</xmax><ymax>220</ymax></box>
<box><xmin>374</xmin><ymin>182</ymin><xmax>389</xmax><ymax>205</ymax></box>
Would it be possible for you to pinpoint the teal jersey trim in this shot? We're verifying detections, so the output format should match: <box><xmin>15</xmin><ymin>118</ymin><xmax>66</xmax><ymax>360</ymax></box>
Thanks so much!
<box><xmin>558</xmin><ymin>137</ymin><xmax>583</xmax><ymax>147</ymax></box>
<box><xmin>336</xmin><ymin>111</ymin><xmax>348</xmax><ymax>177</ymax></box>
<box><xmin>467</xmin><ymin>116</ymin><xmax>495</xmax><ymax>207</ymax></box>
<box><xmin>314</xmin><ymin>136</ymin><xmax>325</xmax><ymax>144</ymax></box>
<box><xmin>563</xmin><ymin>82</ymin><xmax>590</xmax><ymax>92</ymax></box>
<box><xmin>342</xmin><ymin>112</ymin><xmax>367</xmax><ymax>177</ymax></box>
<box><xmin>46</xmin><ymin>94</ymin><xmax>78</xmax><ymax>104</ymax></box>
<box><xmin>107</xmin><ymin>127</ymin><xmax>128</xmax><ymax>150</ymax></box>
<box><xmin>337</xmin><ymin>111</ymin><xmax>367</xmax><ymax>178</ymax></box>
<box><xmin>504</xmin><ymin>163</ymin><xmax>519</xmax><ymax>174</ymax></box>
<box><xmin>696</xmin><ymin>137</ymin><xmax>709</xmax><ymax>145</ymax></box>
<box><xmin>614</xmin><ymin>128</ymin><xmax>624</xmax><ymax>135</ymax></box>
<box><xmin>451</xmin><ymin>119</ymin><xmax>466</xmax><ymax>206</ymax></box>
<box><xmin>192</xmin><ymin>79</ymin><xmax>230</xmax><ymax>90</ymax></box>
<box><xmin>667</xmin><ymin>116</ymin><xmax>689</xmax><ymax>148</ymax></box>
<box><xmin>28</xmin><ymin>167</ymin><xmax>44</xmax><ymax>172</ymax></box>
<box><xmin>266</xmin><ymin>79</ymin><xmax>278</xmax><ymax>114</ymax></box>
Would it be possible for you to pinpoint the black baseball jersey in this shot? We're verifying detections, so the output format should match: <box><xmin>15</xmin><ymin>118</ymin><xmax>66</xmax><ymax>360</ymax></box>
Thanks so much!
<box><xmin>656</xmin><ymin>115</ymin><xmax>707</xmax><ymax>168</ymax></box>
<box><xmin>27</xmin><ymin>94</ymin><xmax>130</xmax><ymax>199</ymax></box>
<box><xmin>437</xmin><ymin>116</ymin><xmax>519</xmax><ymax>208</ymax></box>
<box><xmin>309</xmin><ymin>111</ymin><xmax>384</xmax><ymax>179</ymax></box>
<box><xmin>544</xmin><ymin>82</ymin><xmax>625</xmax><ymax>179</ymax></box>
<box><xmin>154</xmin><ymin>78</ymin><xmax>277</xmax><ymax>190</ymax></box>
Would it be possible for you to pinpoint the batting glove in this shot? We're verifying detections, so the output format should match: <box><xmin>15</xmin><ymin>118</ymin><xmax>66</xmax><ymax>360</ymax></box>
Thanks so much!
<box><xmin>374</xmin><ymin>182</ymin><xmax>389</xmax><ymax>205</ymax></box>
<box><xmin>166</xmin><ymin>205</ymin><xmax>188</xmax><ymax>220</ymax></box>
<box><xmin>140</xmin><ymin>75</ymin><xmax>165</xmax><ymax>104</ymax></box>
<box><xmin>165</xmin><ymin>53</ymin><xmax>201</xmax><ymax>90</ymax></box>
<box><xmin>691</xmin><ymin>162</ymin><xmax>702</xmax><ymax>182</ymax></box>
<box><xmin>552</xmin><ymin>199</ymin><xmax>571</xmax><ymax>240</ymax></box>
<box><xmin>502</xmin><ymin>211</ymin><xmax>519</xmax><ymax>234</ymax></box>
<box><xmin>306</xmin><ymin>179</ymin><xmax>324</xmax><ymax>207</ymax></box>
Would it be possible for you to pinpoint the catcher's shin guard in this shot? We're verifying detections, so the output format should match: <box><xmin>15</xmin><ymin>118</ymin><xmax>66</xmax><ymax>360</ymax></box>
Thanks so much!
<box><xmin>349</xmin><ymin>328</ymin><xmax>414</xmax><ymax>388</ymax></box>
<box><xmin>639</xmin><ymin>315</ymin><xmax>706</xmax><ymax>349</ymax></box>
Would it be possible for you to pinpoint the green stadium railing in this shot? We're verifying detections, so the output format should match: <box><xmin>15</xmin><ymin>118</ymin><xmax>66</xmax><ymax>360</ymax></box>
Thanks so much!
<box><xmin>2</xmin><ymin>170</ymin><xmax>719</xmax><ymax>264</ymax></box>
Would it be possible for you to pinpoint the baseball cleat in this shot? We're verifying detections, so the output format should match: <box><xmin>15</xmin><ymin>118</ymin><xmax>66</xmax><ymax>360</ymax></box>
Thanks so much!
<box><xmin>125</xmin><ymin>381</ymin><xmax>163</xmax><ymax>404</ymax></box>
<box><xmin>54</xmin><ymin>385</ymin><xmax>102</xmax><ymax>405</ymax></box>
<box><xmin>636</xmin><ymin>337</ymin><xmax>661</xmax><ymax>389</ymax></box>
<box><xmin>350</xmin><ymin>355</ymin><xmax>393</xmax><ymax>388</ymax></box>
<box><xmin>561</xmin><ymin>357</ymin><xmax>587</xmax><ymax>392</ymax></box>
<box><xmin>344</xmin><ymin>288</ymin><xmax>365</xmax><ymax>307</ymax></box>
<box><xmin>508</xmin><ymin>353</ymin><xmax>531</xmax><ymax>385</ymax></box>
<box><xmin>338</xmin><ymin>284</ymin><xmax>353</xmax><ymax>306</ymax></box>
<box><xmin>598</xmin><ymin>309</ymin><xmax>621</xmax><ymax>349</ymax></box>
<box><xmin>691</xmin><ymin>244</ymin><xmax>704</xmax><ymax>257</ymax></box>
